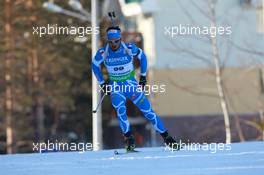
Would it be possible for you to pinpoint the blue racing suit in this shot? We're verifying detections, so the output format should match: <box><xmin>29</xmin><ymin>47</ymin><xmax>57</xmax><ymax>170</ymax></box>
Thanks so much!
<box><xmin>92</xmin><ymin>42</ymin><xmax>166</xmax><ymax>134</ymax></box>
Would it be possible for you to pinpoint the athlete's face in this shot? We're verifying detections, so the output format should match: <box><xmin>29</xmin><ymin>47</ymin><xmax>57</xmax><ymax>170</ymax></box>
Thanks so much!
<box><xmin>108</xmin><ymin>38</ymin><xmax>121</xmax><ymax>51</ymax></box>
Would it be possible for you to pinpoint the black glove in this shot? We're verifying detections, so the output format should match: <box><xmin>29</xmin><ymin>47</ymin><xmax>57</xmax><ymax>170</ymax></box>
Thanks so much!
<box><xmin>100</xmin><ymin>82</ymin><xmax>111</xmax><ymax>95</ymax></box>
<box><xmin>139</xmin><ymin>75</ymin><xmax>147</xmax><ymax>89</ymax></box>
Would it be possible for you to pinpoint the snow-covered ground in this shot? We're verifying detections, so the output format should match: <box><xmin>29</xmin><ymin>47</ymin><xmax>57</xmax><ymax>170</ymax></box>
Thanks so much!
<box><xmin>1</xmin><ymin>141</ymin><xmax>264</xmax><ymax>175</ymax></box>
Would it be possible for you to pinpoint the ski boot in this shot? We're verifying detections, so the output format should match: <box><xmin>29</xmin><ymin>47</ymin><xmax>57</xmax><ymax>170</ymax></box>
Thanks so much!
<box><xmin>124</xmin><ymin>132</ymin><xmax>135</xmax><ymax>152</ymax></box>
<box><xmin>161</xmin><ymin>131</ymin><xmax>181</xmax><ymax>151</ymax></box>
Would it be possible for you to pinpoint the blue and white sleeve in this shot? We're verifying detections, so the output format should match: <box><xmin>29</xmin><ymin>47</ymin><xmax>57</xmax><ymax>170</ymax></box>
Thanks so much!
<box><xmin>92</xmin><ymin>49</ymin><xmax>105</xmax><ymax>85</ymax></box>
<box><xmin>130</xmin><ymin>43</ymin><xmax>148</xmax><ymax>76</ymax></box>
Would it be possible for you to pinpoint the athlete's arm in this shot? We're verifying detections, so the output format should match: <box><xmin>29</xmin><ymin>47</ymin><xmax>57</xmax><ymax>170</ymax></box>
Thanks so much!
<box><xmin>92</xmin><ymin>49</ymin><xmax>105</xmax><ymax>85</ymax></box>
<box><xmin>129</xmin><ymin>43</ymin><xmax>148</xmax><ymax>76</ymax></box>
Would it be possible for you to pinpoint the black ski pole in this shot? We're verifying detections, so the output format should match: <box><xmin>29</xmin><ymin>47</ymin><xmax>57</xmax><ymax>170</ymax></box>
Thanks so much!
<box><xmin>92</xmin><ymin>93</ymin><xmax>106</xmax><ymax>113</ymax></box>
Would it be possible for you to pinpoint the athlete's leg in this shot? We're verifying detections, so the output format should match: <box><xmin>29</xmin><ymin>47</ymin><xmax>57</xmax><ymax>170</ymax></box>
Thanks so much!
<box><xmin>124</xmin><ymin>79</ymin><xmax>181</xmax><ymax>150</ymax></box>
<box><xmin>129</xmin><ymin>90</ymin><xmax>182</xmax><ymax>149</ymax></box>
<box><xmin>128</xmin><ymin>91</ymin><xmax>167</xmax><ymax>133</ymax></box>
<box><xmin>111</xmin><ymin>92</ymin><xmax>136</xmax><ymax>150</ymax></box>
<box><xmin>110</xmin><ymin>82</ymin><xmax>135</xmax><ymax>151</ymax></box>
<box><xmin>111</xmin><ymin>91</ymin><xmax>130</xmax><ymax>134</ymax></box>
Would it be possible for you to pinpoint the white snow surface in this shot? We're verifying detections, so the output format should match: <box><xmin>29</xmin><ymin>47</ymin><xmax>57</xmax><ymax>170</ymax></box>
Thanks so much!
<box><xmin>1</xmin><ymin>141</ymin><xmax>264</xmax><ymax>175</ymax></box>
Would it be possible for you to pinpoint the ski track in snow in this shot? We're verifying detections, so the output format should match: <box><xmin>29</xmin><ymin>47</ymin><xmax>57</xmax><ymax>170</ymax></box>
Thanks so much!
<box><xmin>99</xmin><ymin>151</ymin><xmax>264</xmax><ymax>161</ymax></box>
<box><xmin>0</xmin><ymin>141</ymin><xmax>264</xmax><ymax>175</ymax></box>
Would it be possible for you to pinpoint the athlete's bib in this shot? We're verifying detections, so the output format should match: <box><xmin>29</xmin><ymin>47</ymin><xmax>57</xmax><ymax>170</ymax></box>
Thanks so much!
<box><xmin>103</xmin><ymin>42</ymin><xmax>135</xmax><ymax>82</ymax></box>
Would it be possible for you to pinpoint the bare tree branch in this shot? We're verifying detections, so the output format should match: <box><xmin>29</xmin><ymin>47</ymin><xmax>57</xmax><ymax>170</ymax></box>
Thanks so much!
<box><xmin>166</xmin><ymin>38</ymin><xmax>214</xmax><ymax>66</ymax></box>
<box><xmin>230</xmin><ymin>40</ymin><xmax>264</xmax><ymax>56</ymax></box>
<box><xmin>190</xmin><ymin>0</ymin><xmax>212</xmax><ymax>21</ymax></box>
<box><xmin>168</xmin><ymin>77</ymin><xmax>218</xmax><ymax>98</ymax></box>
<box><xmin>178</xmin><ymin>0</ymin><xmax>212</xmax><ymax>41</ymax></box>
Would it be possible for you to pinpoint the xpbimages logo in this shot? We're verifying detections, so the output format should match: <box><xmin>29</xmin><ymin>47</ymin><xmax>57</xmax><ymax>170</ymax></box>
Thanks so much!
<box><xmin>32</xmin><ymin>140</ymin><xmax>99</xmax><ymax>153</ymax></box>
<box><xmin>32</xmin><ymin>24</ymin><xmax>99</xmax><ymax>37</ymax></box>
<box><xmin>164</xmin><ymin>24</ymin><xmax>232</xmax><ymax>38</ymax></box>
<box><xmin>99</xmin><ymin>84</ymin><xmax>166</xmax><ymax>96</ymax></box>
<box><xmin>164</xmin><ymin>140</ymin><xmax>232</xmax><ymax>153</ymax></box>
